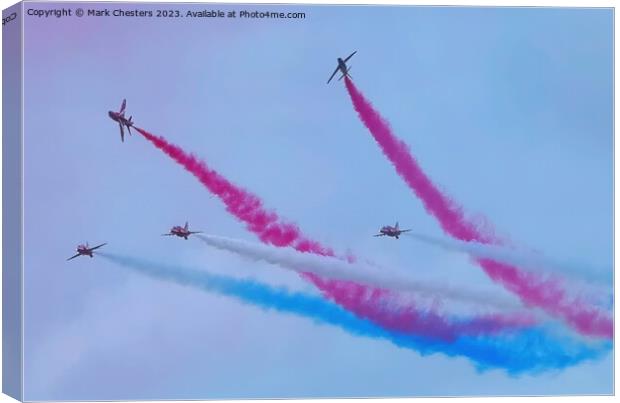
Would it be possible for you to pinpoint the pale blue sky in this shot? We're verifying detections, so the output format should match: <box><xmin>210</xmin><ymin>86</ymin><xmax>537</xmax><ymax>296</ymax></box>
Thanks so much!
<box><xmin>20</xmin><ymin>3</ymin><xmax>612</xmax><ymax>400</ymax></box>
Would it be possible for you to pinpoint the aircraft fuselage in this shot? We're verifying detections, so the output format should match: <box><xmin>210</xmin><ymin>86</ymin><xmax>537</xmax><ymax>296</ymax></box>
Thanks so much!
<box><xmin>108</xmin><ymin>111</ymin><xmax>132</xmax><ymax>126</ymax></box>
<box><xmin>77</xmin><ymin>246</ymin><xmax>94</xmax><ymax>257</ymax></box>
<box><xmin>380</xmin><ymin>228</ymin><xmax>400</xmax><ymax>238</ymax></box>
<box><xmin>170</xmin><ymin>227</ymin><xmax>191</xmax><ymax>239</ymax></box>
<box><xmin>337</xmin><ymin>58</ymin><xmax>348</xmax><ymax>74</ymax></box>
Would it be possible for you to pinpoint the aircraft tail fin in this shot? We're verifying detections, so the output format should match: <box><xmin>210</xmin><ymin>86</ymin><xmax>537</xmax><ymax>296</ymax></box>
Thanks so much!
<box><xmin>184</xmin><ymin>221</ymin><xmax>189</xmax><ymax>230</ymax></box>
<box><xmin>338</xmin><ymin>66</ymin><xmax>352</xmax><ymax>81</ymax></box>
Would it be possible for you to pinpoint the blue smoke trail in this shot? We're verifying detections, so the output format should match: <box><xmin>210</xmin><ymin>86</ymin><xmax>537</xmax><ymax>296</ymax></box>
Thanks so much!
<box><xmin>99</xmin><ymin>252</ymin><xmax>611</xmax><ymax>375</ymax></box>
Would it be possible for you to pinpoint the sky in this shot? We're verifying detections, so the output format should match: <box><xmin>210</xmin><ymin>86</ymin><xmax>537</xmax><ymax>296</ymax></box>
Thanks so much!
<box><xmin>19</xmin><ymin>3</ymin><xmax>613</xmax><ymax>400</ymax></box>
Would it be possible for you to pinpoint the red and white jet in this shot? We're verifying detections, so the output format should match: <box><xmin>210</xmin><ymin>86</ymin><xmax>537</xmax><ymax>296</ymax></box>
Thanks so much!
<box><xmin>162</xmin><ymin>222</ymin><xmax>202</xmax><ymax>240</ymax></box>
<box><xmin>373</xmin><ymin>222</ymin><xmax>411</xmax><ymax>239</ymax></box>
<box><xmin>67</xmin><ymin>243</ymin><xmax>107</xmax><ymax>260</ymax></box>
<box><xmin>327</xmin><ymin>51</ymin><xmax>356</xmax><ymax>84</ymax></box>
<box><xmin>108</xmin><ymin>99</ymin><xmax>134</xmax><ymax>142</ymax></box>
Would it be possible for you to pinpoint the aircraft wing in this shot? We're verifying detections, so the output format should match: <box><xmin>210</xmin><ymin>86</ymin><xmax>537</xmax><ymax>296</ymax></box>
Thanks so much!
<box><xmin>119</xmin><ymin>123</ymin><xmax>125</xmax><ymax>142</ymax></box>
<box><xmin>344</xmin><ymin>51</ymin><xmax>357</xmax><ymax>62</ymax></box>
<box><xmin>67</xmin><ymin>253</ymin><xmax>81</xmax><ymax>261</ymax></box>
<box><xmin>400</xmin><ymin>229</ymin><xmax>412</xmax><ymax>233</ymax></box>
<box><xmin>161</xmin><ymin>233</ymin><xmax>174</xmax><ymax>236</ymax></box>
<box><xmin>327</xmin><ymin>65</ymin><xmax>339</xmax><ymax>84</ymax></box>
<box><xmin>90</xmin><ymin>243</ymin><xmax>107</xmax><ymax>251</ymax></box>
<box><xmin>119</xmin><ymin>99</ymin><xmax>126</xmax><ymax>114</ymax></box>
<box><xmin>373</xmin><ymin>233</ymin><xmax>386</xmax><ymax>237</ymax></box>
<box><xmin>189</xmin><ymin>231</ymin><xmax>203</xmax><ymax>235</ymax></box>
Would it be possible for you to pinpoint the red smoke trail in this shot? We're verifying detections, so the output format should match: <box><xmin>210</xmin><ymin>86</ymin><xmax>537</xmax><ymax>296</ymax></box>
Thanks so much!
<box><xmin>135</xmin><ymin>127</ymin><xmax>534</xmax><ymax>340</ymax></box>
<box><xmin>344</xmin><ymin>77</ymin><xmax>612</xmax><ymax>339</ymax></box>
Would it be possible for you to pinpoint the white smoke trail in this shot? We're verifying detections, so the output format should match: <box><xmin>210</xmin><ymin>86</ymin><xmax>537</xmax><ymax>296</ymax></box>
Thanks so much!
<box><xmin>196</xmin><ymin>234</ymin><xmax>526</xmax><ymax>312</ymax></box>
<box><xmin>403</xmin><ymin>232</ymin><xmax>612</xmax><ymax>287</ymax></box>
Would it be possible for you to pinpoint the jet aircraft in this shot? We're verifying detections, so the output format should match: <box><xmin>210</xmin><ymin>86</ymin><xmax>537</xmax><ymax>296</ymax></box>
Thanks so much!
<box><xmin>327</xmin><ymin>51</ymin><xmax>357</xmax><ymax>84</ymax></box>
<box><xmin>162</xmin><ymin>222</ymin><xmax>202</xmax><ymax>240</ymax></box>
<box><xmin>373</xmin><ymin>222</ymin><xmax>411</xmax><ymax>239</ymax></box>
<box><xmin>67</xmin><ymin>243</ymin><xmax>107</xmax><ymax>260</ymax></box>
<box><xmin>108</xmin><ymin>99</ymin><xmax>134</xmax><ymax>142</ymax></box>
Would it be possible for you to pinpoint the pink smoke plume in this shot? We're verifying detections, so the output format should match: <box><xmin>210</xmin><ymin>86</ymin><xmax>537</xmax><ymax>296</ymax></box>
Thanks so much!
<box><xmin>343</xmin><ymin>77</ymin><xmax>612</xmax><ymax>339</ymax></box>
<box><xmin>135</xmin><ymin>126</ymin><xmax>535</xmax><ymax>340</ymax></box>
